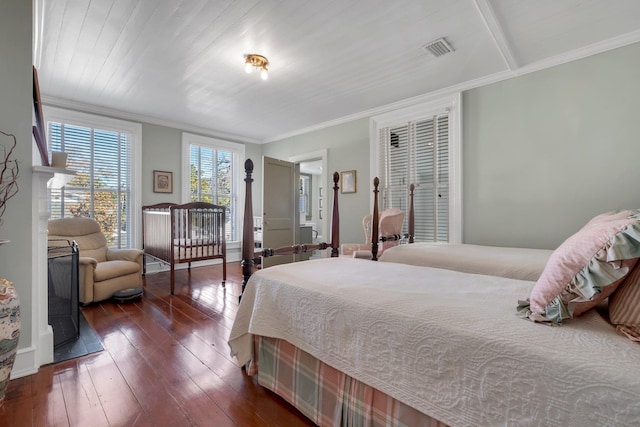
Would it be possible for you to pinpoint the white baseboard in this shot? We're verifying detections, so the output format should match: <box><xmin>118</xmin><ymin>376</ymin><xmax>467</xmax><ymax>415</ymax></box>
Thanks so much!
<box><xmin>12</xmin><ymin>347</ymin><xmax>39</xmax><ymax>380</ymax></box>
<box><xmin>11</xmin><ymin>324</ymin><xmax>54</xmax><ymax>379</ymax></box>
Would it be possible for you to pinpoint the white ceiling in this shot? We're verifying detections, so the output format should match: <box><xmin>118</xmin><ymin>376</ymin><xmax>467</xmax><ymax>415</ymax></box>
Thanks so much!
<box><xmin>34</xmin><ymin>0</ymin><xmax>640</xmax><ymax>143</ymax></box>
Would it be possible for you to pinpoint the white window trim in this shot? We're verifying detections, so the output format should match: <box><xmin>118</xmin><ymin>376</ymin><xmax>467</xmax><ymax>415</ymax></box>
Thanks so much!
<box><xmin>43</xmin><ymin>105</ymin><xmax>143</xmax><ymax>248</ymax></box>
<box><xmin>181</xmin><ymin>132</ymin><xmax>245</xmax><ymax>245</ymax></box>
<box><xmin>369</xmin><ymin>93</ymin><xmax>462</xmax><ymax>243</ymax></box>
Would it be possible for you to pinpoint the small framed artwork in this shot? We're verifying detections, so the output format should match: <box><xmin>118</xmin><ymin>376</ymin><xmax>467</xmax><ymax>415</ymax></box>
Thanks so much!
<box><xmin>153</xmin><ymin>170</ymin><xmax>173</xmax><ymax>193</ymax></box>
<box><xmin>318</xmin><ymin>187</ymin><xmax>323</xmax><ymax>197</ymax></box>
<box><xmin>319</xmin><ymin>198</ymin><xmax>323</xmax><ymax>209</ymax></box>
<box><xmin>340</xmin><ymin>170</ymin><xmax>357</xmax><ymax>193</ymax></box>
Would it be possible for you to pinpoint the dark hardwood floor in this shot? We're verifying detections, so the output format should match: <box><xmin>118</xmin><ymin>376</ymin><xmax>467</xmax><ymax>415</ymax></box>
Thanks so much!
<box><xmin>0</xmin><ymin>261</ymin><xmax>315</xmax><ymax>427</ymax></box>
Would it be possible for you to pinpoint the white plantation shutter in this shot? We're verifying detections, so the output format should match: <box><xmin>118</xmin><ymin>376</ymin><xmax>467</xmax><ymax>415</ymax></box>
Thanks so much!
<box><xmin>48</xmin><ymin>122</ymin><xmax>134</xmax><ymax>248</ymax></box>
<box><xmin>189</xmin><ymin>144</ymin><xmax>236</xmax><ymax>241</ymax></box>
<box><xmin>379</xmin><ymin>112</ymin><xmax>450</xmax><ymax>242</ymax></box>
<box><xmin>436</xmin><ymin>114</ymin><xmax>449</xmax><ymax>241</ymax></box>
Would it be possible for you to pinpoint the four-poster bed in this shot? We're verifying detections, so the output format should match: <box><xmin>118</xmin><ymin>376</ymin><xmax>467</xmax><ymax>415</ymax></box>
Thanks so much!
<box><xmin>230</xmin><ymin>158</ymin><xmax>640</xmax><ymax>426</ymax></box>
<box><xmin>358</xmin><ymin>177</ymin><xmax>553</xmax><ymax>282</ymax></box>
<box><xmin>240</xmin><ymin>158</ymin><xmax>341</xmax><ymax>297</ymax></box>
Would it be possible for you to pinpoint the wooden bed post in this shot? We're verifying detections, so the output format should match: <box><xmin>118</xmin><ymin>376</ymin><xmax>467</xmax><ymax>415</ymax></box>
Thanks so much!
<box><xmin>331</xmin><ymin>171</ymin><xmax>340</xmax><ymax>257</ymax></box>
<box><xmin>408</xmin><ymin>183</ymin><xmax>415</xmax><ymax>244</ymax></box>
<box><xmin>241</xmin><ymin>159</ymin><xmax>255</xmax><ymax>298</ymax></box>
<box><xmin>239</xmin><ymin>160</ymin><xmax>341</xmax><ymax>299</ymax></box>
<box><xmin>371</xmin><ymin>177</ymin><xmax>380</xmax><ymax>261</ymax></box>
<box><xmin>142</xmin><ymin>207</ymin><xmax>148</xmax><ymax>276</ymax></box>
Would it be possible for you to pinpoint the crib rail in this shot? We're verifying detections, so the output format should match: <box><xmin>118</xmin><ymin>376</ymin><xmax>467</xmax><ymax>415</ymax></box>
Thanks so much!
<box><xmin>142</xmin><ymin>201</ymin><xmax>227</xmax><ymax>294</ymax></box>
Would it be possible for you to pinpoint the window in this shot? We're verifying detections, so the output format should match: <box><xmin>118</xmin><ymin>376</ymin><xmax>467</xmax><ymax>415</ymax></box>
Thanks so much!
<box><xmin>45</xmin><ymin>107</ymin><xmax>142</xmax><ymax>248</ymax></box>
<box><xmin>370</xmin><ymin>94</ymin><xmax>461</xmax><ymax>243</ymax></box>
<box><xmin>182</xmin><ymin>133</ymin><xmax>245</xmax><ymax>242</ymax></box>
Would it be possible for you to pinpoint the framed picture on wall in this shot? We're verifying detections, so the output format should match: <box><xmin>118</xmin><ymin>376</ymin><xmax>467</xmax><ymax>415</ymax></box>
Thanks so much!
<box><xmin>153</xmin><ymin>170</ymin><xmax>173</xmax><ymax>193</ymax></box>
<box><xmin>340</xmin><ymin>170</ymin><xmax>356</xmax><ymax>193</ymax></box>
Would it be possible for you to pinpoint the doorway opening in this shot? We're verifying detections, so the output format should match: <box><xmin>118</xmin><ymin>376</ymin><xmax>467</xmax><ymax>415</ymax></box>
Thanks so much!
<box><xmin>289</xmin><ymin>150</ymin><xmax>328</xmax><ymax>244</ymax></box>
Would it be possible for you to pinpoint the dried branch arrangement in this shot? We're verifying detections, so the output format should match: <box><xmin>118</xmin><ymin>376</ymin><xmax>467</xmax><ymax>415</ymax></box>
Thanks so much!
<box><xmin>0</xmin><ymin>131</ymin><xmax>19</xmax><ymax>222</ymax></box>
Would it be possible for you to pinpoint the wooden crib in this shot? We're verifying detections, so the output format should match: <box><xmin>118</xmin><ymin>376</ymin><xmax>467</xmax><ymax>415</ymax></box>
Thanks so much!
<box><xmin>142</xmin><ymin>202</ymin><xmax>226</xmax><ymax>294</ymax></box>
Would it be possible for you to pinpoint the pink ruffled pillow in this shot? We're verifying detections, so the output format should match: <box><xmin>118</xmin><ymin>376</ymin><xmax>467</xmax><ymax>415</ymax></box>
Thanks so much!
<box><xmin>581</xmin><ymin>209</ymin><xmax>633</xmax><ymax>229</ymax></box>
<box><xmin>521</xmin><ymin>210</ymin><xmax>640</xmax><ymax>324</ymax></box>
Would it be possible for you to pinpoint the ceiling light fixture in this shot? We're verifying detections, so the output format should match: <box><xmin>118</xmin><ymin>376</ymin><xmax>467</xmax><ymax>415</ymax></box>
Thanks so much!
<box><xmin>244</xmin><ymin>54</ymin><xmax>269</xmax><ymax>80</ymax></box>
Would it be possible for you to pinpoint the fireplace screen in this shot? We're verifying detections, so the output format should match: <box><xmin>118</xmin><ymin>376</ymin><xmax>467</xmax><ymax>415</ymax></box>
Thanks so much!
<box><xmin>48</xmin><ymin>239</ymin><xmax>80</xmax><ymax>348</ymax></box>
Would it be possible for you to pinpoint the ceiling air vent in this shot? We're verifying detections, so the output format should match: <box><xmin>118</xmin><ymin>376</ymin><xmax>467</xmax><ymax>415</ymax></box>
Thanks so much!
<box><xmin>423</xmin><ymin>38</ymin><xmax>454</xmax><ymax>57</ymax></box>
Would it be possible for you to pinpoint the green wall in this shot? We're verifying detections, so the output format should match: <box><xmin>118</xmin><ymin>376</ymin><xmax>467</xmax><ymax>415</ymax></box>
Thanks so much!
<box><xmin>141</xmin><ymin>123</ymin><xmax>183</xmax><ymax>205</ymax></box>
<box><xmin>5</xmin><ymin>1</ymin><xmax>640</xmax><ymax>376</ymax></box>
<box><xmin>270</xmin><ymin>42</ymin><xmax>640</xmax><ymax>250</ymax></box>
<box><xmin>262</xmin><ymin>118</ymin><xmax>370</xmax><ymax>245</ymax></box>
<box><xmin>0</xmin><ymin>0</ymin><xmax>34</xmax><ymax>355</ymax></box>
<box><xmin>463</xmin><ymin>42</ymin><xmax>640</xmax><ymax>249</ymax></box>
<box><xmin>139</xmin><ymin>123</ymin><xmax>263</xmax><ymax>208</ymax></box>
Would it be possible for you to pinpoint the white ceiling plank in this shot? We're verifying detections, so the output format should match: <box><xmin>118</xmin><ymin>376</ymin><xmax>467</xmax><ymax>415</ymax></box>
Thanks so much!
<box><xmin>69</xmin><ymin>0</ymin><xmax>142</xmax><ymax>100</ymax></box>
<box><xmin>50</xmin><ymin>0</ymin><xmax>92</xmax><ymax>91</ymax></box>
<box><xmin>36</xmin><ymin>0</ymin><xmax>640</xmax><ymax>142</ymax></box>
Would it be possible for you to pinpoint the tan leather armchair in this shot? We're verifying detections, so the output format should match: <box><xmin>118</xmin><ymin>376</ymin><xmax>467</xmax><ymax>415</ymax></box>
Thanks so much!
<box><xmin>48</xmin><ymin>217</ymin><xmax>144</xmax><ymax>304</ymax></box>
<box><xmin>341</xmin><ymin>208</ymin><xmax>405</xmax><ymax>258</ymax></box>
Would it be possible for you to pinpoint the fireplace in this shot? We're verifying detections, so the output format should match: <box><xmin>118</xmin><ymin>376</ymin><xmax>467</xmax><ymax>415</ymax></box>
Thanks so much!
<box><xmin>47</xmin><ymin>240</ymin><xmax>79</xmax><ymax>348</ymax></box>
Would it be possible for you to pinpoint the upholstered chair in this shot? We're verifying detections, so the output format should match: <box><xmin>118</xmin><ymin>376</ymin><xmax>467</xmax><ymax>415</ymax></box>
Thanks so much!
<box><xmin>340</xmin><ymin>214</ymin><xmax>373</xmax><ymax>257</ymax></box>
<box><xmin>341</xmin><ymin>208</ymin><xmax>405</xmax><ymax>258</ymax></box>
<box><xmin>47</xmin><ymin>217</ymin><xmax>144</xmax><ymax>304</ymax></box>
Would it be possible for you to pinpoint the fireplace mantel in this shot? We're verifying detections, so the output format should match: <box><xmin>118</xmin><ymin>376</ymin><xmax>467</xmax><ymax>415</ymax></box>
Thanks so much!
<box><xmin>13</xmin><ymin>166</ymin><xmax>77</xmax><ymax>376</ymax></box>
<box><xmin>32</xmin><ymin>165</ymin><xmax>76</xmax><ymax>188</ymax></box>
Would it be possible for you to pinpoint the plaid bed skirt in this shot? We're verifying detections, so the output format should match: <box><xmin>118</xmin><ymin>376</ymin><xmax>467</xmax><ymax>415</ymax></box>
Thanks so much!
<box><xmin>252</xmin><ymin>336</ymin><xmax>449</xmax><ymax>427</ymax></box>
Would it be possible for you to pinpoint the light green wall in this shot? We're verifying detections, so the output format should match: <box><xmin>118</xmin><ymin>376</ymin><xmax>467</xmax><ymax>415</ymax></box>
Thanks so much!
<box><xmin>262</xmin><ymin>119</ymin><xmax>370</xmax><ymax>245</ymax></box>
<box><xmin>137</xmin><ymin>118</ymin><xmax>371</xmax><ymax>247</ymax></box>
<box><xmin>139</xmin><ymin>123</ymin><xmax>263</xmax><ymax>207</ymax></box>
<box><xmin>264</xmin><ymin>41</ymin><xmax>640</xmax><ymax>250</ymax></box>
<box><xmin>5</xmin><ymin>0</ymin><xmax>638</xmax><ymax>371</ymax></box>
<box><xmin>0</xmin><ymin>1</ymin><xmax>34</xmax><ymax>351</ymax></box>
<box><xmin>138</xmin><ymin>40</ymin><xmax>640</xmax><ymax>251</ymax></box>
<box><xmin>141</xmin><ymin>123</ymin><xmax>183</xmax><ymax>204</ymax></box>
<box><xmin>463</xmin><ymin>42</ymin><xmax>640</xmax><ymax>249</ymax></box>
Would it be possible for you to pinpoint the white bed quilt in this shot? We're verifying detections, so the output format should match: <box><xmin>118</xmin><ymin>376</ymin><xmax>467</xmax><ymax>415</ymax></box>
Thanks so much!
<box><xmin>379</xmin><ymin>242</ymin><xmax>552</xmax><ymax>281</ymax></box>
<box><xmin>228</xmin><ymin>258</ymin><xmax>640</xmax><ymax>427</ymax></box>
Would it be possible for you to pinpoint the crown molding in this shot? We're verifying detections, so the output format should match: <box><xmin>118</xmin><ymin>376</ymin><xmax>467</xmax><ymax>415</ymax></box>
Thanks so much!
<box><xmin>40</xmin><ymin>96</ymin><xmax>261</xmax><ymax>145</ymax></box>
<box><xmin>42</xmin><ymin>29</ymin><xmax>640</xmax><ymax>146</ymax></box>
<box><xmin>264</xmin><ymin>30</ymin><xmax>640</xmax><ymax>143</ymax></box>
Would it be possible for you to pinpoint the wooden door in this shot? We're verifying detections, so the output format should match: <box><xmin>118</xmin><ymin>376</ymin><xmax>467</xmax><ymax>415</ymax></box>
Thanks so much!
<box><xmin>261</xmin><ymin>156</ymin><xmax>298</xmax><ymax>268</ymax></box>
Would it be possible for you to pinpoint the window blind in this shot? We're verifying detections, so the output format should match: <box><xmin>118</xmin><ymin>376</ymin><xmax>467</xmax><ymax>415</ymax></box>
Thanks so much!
<box><xmin>189</xmin><ymin>144</ymin><xmax>235</xmax><ymax>241</ymax></box>
<box><xmin>378</xmin><ymin>112</ymin><xmax>449</xmax><ymax>242</ymax></box>
<box><xmin>48</xmin><ymin>122</ymin><xmax>133</xmax><ymax>248</ymax></box>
